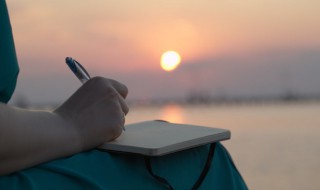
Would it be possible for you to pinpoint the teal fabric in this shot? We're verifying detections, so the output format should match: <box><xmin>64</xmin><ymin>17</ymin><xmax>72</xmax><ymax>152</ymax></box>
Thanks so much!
<box><xmin>0</xmin><ymin>143</ymin><xmax>248</xmax><ymax>190</ymax></box>
<box><xmin>0</xmin><ymin>0</ymin><xmax>19</xmax><ymax>103</ymax></box>
<box><xmin>0</xmin><ymin>1</ymin><xmax>248</xmax><ymax>189</ymax></box>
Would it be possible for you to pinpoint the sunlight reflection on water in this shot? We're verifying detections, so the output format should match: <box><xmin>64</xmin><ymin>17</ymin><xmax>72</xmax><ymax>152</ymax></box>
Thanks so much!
<box><xmin>159</xmin><ymin>104</ymin><xmax>184</xmax><ymax>123</ymax></box>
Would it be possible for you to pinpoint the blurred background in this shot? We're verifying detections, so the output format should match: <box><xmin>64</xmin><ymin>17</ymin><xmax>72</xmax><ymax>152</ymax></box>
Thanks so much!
<box><xmin>7</xmin><ymin>0</ymin><xmax>320</xmax><ymax>189</ymax></box>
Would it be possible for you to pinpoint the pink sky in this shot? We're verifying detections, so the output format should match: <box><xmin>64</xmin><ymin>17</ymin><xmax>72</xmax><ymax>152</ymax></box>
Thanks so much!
<box><xmin>6</xmin><ymin>0</ymin><xmax>320</xmax><ymax>104</ymax></box>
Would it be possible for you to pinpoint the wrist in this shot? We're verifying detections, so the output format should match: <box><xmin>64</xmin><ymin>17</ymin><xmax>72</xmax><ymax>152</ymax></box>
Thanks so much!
<box><xmin>51</xmin><ymin>111</ymin><xmax>84</xmax><ymax>152</ymax></box>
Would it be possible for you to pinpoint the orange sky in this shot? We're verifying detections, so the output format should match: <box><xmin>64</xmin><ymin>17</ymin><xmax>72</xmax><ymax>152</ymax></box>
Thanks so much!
<box><xmin>9</xmin><ymin>0</ymin><xmax>320</xmax><ymax>71</ymax></box>
<box><xmin>6</xmin><ymin>0</ymin><xmax>320</xmax><ymax>104</ymax></box>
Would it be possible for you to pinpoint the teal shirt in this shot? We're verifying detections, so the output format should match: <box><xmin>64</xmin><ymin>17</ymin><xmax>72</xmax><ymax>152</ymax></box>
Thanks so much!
<box><xmin>0</xmin><ymin>1</ymin><xmax>248</xmax><ymax>189</ymax></box>
<box><xmin>0</xmin><ymin>0</ymin><xmax>19</xmax><ymax>103</ymax></box>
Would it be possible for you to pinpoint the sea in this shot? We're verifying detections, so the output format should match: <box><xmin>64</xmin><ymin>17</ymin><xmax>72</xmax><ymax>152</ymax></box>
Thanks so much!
<box><xmin>125</xmin><ymin>101</ymin><xmax>320</xmax><ymax>190</ymax></box>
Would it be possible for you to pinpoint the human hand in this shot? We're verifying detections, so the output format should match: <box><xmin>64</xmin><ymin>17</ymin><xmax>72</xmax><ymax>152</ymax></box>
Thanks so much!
<box><xmin>54</xmin><ymin>76</ymin><xmax>129</xmax><ymax>151</ymax></box>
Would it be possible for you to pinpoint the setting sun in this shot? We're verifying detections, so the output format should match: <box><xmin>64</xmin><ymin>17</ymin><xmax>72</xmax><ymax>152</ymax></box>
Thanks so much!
<box><xmin>160</xmin><ymin>51</ymin><xmax>181</xmax><ymax>72</ymax></box>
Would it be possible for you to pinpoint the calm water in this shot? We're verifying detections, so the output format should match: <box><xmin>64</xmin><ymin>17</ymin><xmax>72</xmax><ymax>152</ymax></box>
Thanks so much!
<box><xmin>126</xmin><ymin>101</ymin><xmax>320</xmax><ymax>190</ymax></box>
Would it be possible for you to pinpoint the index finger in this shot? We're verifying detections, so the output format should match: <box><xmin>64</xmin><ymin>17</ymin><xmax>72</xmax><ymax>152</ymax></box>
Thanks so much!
<box><xmin>107</xmin><ymin>78</ymin><xmax>129</xmax><ymax>99</ymax></box>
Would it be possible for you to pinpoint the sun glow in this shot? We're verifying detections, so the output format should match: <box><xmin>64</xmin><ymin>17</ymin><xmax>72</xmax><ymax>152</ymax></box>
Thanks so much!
<box><xmin>160</xmin><ymin>51</ymin><xmax>181</xmax><ymax>72</ymax></box>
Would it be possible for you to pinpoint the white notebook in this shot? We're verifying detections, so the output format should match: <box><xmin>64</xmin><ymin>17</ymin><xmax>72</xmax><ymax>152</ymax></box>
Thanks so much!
<box><xmin>98</xmin><ymin>120</ymin><xmax>230</xmax><ymax>156</ymax></box>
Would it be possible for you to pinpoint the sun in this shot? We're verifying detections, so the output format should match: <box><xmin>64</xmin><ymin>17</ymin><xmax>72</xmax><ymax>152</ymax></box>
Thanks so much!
<box><xmin>160</xmin><ymin>51</ymin><xmax>181</xmax><ymax>72</ymax></box>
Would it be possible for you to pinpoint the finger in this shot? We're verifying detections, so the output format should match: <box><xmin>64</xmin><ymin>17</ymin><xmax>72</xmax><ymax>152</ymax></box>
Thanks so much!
<box><xmin>117</xmin><ymin>95</ymin><xmax>129</xmax><ymax>115</ymax></box>
<box><xmin>87</xmin><ymin>77</ymin><xmax>128</xmax><ymax>99</ymax></box>
<box><xmin>108</xmin><ymin>79</ymin><xmax>128</xmax><ymax>99</ymax></box>
<box><xmin>112</xmin><ymin>101</ymin><xmax>126</xmax><ymax>130</ymax></box>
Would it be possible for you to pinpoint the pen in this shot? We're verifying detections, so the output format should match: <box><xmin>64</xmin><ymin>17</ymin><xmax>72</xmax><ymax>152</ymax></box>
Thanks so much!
<box><xmin>65</xmin><ymin>57</ymin><xmax>126</xmax><ymax>131</ymax></box>
<box><xmin>65</xmin><ymin>57</ymin><xmax>91</xmax><ymax>84</ymax></box>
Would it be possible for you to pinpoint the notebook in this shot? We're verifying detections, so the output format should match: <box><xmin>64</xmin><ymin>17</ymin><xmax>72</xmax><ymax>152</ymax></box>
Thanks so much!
<box><xmin>98</xmin><ymin>120</ymin><xmax>230</xmax><ymax>156</ymax></box>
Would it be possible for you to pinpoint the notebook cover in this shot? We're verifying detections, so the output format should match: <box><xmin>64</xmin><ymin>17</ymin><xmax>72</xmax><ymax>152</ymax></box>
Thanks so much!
<box><xmin>98</xmin><ymin>120</ymin><xmax>230</xmax><ymax>156</ymax></box>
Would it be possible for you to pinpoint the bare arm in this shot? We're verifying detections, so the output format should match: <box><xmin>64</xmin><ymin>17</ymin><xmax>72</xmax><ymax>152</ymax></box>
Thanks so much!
<box><xmin>0</xmin><ymin>105</ymin><xmax>81</xmax><ymax>175</ymax></box>
<box><xmin>0</xmin><ymin>77</ymin><xmax>129</xmax><ymax>176</ymax></box>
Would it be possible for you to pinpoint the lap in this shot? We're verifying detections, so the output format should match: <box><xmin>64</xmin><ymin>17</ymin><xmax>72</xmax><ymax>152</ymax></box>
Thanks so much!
<box><xmin>0</xmin><ymin>143</ymin><xmax>247</xmax><ymax>190</ymax></box>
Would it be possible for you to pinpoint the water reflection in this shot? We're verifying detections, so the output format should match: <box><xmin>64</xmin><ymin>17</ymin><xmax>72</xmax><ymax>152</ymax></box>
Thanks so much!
<box><xmin>159</xmin><ymin>104</ymin><xmax>184</xmax><ymax>123</ymax></box>
<box><xmin>126</xmin><ymin>102</ymin><xmax>320</xmax><ymax>190</ymax></box>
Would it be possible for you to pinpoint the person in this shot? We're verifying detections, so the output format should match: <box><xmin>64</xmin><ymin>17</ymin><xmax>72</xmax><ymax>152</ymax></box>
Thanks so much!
<box><xmin>0</xmin><ymin>1</ymin><xmax>248</xmax><ymax>189</ymax></box>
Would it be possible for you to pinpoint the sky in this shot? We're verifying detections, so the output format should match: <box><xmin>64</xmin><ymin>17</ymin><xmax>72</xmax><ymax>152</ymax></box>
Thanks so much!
<box><xmin>6</xmin><ymin>0</ymin><xmax>320</xmax><ymax>105</ymax></box>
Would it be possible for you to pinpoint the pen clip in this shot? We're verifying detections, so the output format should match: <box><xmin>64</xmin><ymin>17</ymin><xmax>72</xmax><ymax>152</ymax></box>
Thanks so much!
<box><xmin>73</xmin><ymin>59</ymin><xmax>91</xmax><ymax>79</ymax></box>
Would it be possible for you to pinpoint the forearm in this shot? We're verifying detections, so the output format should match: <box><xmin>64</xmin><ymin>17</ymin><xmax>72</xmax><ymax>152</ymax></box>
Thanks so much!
<box><xmin>0</xmin><ymin>103</ymin><xmax>82</xmax><ymax>175</ymax></box>
<box><xmin>0</xmin><ymin>77</ymin><xmax>128</xmax><ymax>175</ymax></box>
